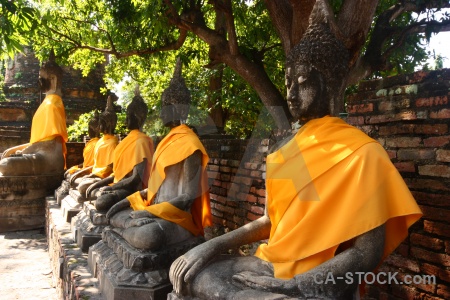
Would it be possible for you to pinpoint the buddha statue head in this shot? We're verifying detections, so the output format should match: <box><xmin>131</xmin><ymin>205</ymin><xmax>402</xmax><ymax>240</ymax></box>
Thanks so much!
<box><xmin>285</xmin><ymin>7</ymin><xmax>348</xmax><ymax>123</ymax></box>
<box><xmin>99</xmin><ymin>94</ymin><xmax>118</xmax><ymax>135</ymax></box>
<box><xmin>160</xmin><ymin>58</ymin><xmax>191</xmax><ymax>127</ymax></box>
<box><xmin>88</xmin><ymin>110</ymin><xmax>101</xmax><ymax>139</ymax></box>
<box><xmin>38</xmin><ymin>50</ymin><xmax>63</xmax><ymax>96</ymax></box>
<box><xmin>126</xmin><ymin>86</ymin><xmax>148</xmax><ymax>131</ymax></box>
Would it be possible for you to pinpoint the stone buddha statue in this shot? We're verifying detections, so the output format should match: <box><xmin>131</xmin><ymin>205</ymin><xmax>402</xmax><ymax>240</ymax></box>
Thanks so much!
<box><xmin>86</xmin><ymin>87</ymin><xmax>154</xmax><ymax>212</ymax></box>
<box><xmin>0</xmin><ymin>51</ymin><xmax>68</xmax><ymax>176</ymax></box>
<box><xmin>65</xmin><ymin>111</ymin><xmax>101</xmax><ymax>177</ymax></box>
<box><xmin>168</xmin><ymin>2</ymin><xmax>422</xmax><ymax>299</ymax></box>
<box><xmin>70</xmin><ymin>94</ymin><xmax>119</xmax><ymax>198</ymax></box>
<box><xmin>86</xmin><ymin>59</ymin><xmax>211</xmax><ymax>297</ymax></box>
<box><xmin>106</xmin><ymin>58</ymin><xmax>212</xmax><ymax>251</ymax></box>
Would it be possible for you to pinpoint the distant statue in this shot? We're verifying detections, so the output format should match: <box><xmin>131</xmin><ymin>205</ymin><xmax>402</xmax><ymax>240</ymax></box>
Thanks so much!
<box><xmin>169</xmin><ymin>2</ymin><xmax>422</xmax><ymax>299</ymax></box>
<box><xmin>106</xmin><ymin>58</ymin><xmax>212</xmax><ymax>251</ymax></box>
<box><xmin>87</xmin><ymin>87</ymin><xmax>154</xmax><ymax>212</ymax></box>
<box><xmin>0</xmin><ymin>51</ymin><xmax>68</xmax><ymax>176</ymax></box>
<box><xmin>65</xmin><ymin>111</ymin><xmax>101</xmax><ymax>177</ymax></box>
<box><xmin>70</xmin><ymin>94</ymin><xmax>119</xmax><ymax>197</ymax></box>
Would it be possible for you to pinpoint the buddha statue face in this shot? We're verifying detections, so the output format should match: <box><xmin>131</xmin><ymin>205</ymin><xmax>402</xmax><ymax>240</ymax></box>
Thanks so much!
<box><xmin>285</xmin><ymin>23</ymin><xmax>349</xmax><ymax>123</ymax></box>
<box><xmin>38</xmin><ymin>52</ymin><xmax>63</xmax><ymax>94</ymax></box>
<box><xmin>285</xmin><ymin>63</ymin><xmax>326</xmax><ymax>122</ymax></box>
<box><xmin>126</xmin><ymin>94</ymin><xmax>148</xmax><ymax>130</ymax></box>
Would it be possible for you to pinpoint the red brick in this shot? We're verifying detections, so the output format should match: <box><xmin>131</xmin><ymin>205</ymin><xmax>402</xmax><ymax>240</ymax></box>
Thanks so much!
<box><xmin>424</xmin><ymin>220</ymin><xmax>450</xmax><ymax>238</ymax></box>
<box><xmin>405</xmin><ymin>178</ymin><xmax>450</xmax><ymax>192</ymax></box>
<box><xmin>207</xmin><ymin>171</ymin><xmax>219</xmax><ymax>179</ymax></box>
<box><xmin>246</xmin><ymin>194</ymin><xmax>257</xmax><ymax>203</ymax></box>
<box><xmin>391</xmin><ymin>284</ymin><xmax>418</xmax><ymax>299</ymax></box>
<box><xmin>438</xmin><ymin>284</ymin><xmax>450</xmax><ymax>299</ymax></box>
<box><xmin>423</xmin><ymin>136</ymin><xmax>450</xmax><ymax>147</ymax></box>
<box><xmin>250</xmin><ymin>205</ymin><xmax>264</xmax><ymax>215</ymax></box>
<box><xmin>247</xmin><ymin>212</ymin><xmax>262</xmax><ymax>221</ymax></box>
<box><xmin>394</xmin><ymin>162</ymin><xmax>416</xmax><ymax>173</ymax></box>
<box><xmin>208</xmin><ymin>165</ymin><xmax>219</xmax><ymax>171</ymax></box>
<box><xmin>430</xmin><ymin>108</ymin><xmax>450</xmax><ymax>119</ymax></box>
<box><xmin>396</xmin><ymin>110</ymin><xmax>418</xmax><ymax>121</ymax></box>
<box><xmin>446</xmin><ymin>241</ymin><xmax>450</xmax><ymax>255</ymax></box>
<box><xmin>365</xmin><ymin>114</ymin><xmax>396</xmax><ymax>124</ymax></box>
<box><xmin>419</xmin><ymin>165</ymin><xmax>450</xmax><ymax>178</ymax></box>
<box><xmin>436</xmin><ymin>150</ymin><xmax>450</xmax><ymax>162</ymax></box>
<box><xmin>250</xmin><ymin>170</ymin><xmax>261</xmax><ymax>177</ymax></box>
<box><xmin>255</xmin><ymin>188</ymin><xmax>266</xmax><ymax>197</ymax></box>
<box><xmin>420</xmin><ymin>205</ymin><xmax>450</xmax><ymax>223</ymax></box>
<box><xmin>397</xmin><ymin>149</ymin><xmax>435</xmax><ymax>160</ymax></box>
<box><xmin>412</xmin><ymin>191</ymin><xmax>450</xmax><ymax>207</ymax></box>
<box><xmin>219</xmin><ymin>166</ymin><xmax>231</xmax><ymax>173</ymax></box>
<box><xmin>416</xmin><ymin>95</ymin><xmax>448</xmax><ymax>107</ymax></box>
<box><xmin>386</xmin><ymin>137</ymin><xmax>422</xmax><ymax>148</ymax></box>
<box><xmin>346</xmin><ymin>116</ymin><xmax>365</xmax><ymax>125</ymax></box>
<box><xmin>386</xmin><ymin>150</ymin><xmax>397</xmax><ymax>159</ymax></box>
<box><xmin>257</xmin><ymin>197</ymin><xmax>266</xmax><ymax>205</ymax></box>
<box><xmin>411</xmin><ymin>247</ymin><xmax>450</xmax><ymax>266</ymax></box>
<box><xmin>421</xmin><ymin>263</ymin><xmax>450</xmax><ymax>283</ymax></box>
<box><xmin>410</xmin><ymin>233</ymin><xmax>444</xmax><ymax>251</ymax></box>
<box><xmin>385</xmin><ymin>253</ymin><xmax>420</xmax><ymax>272</ymax></box>
<box><xmin>347</xmin><ymin>103</ymin><xmax>374</xmax><ymax>113</ymax></box>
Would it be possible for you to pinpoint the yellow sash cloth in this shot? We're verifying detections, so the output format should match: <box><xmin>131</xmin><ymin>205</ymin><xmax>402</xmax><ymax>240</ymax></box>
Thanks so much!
<box><xmin>112</xmin><ymin>129</ymin><xmax>154</xmax><ymax>184</ymax></box>
<box><xmin>127</xmin><ymin>124</ymin><xmax>212</xmax><ymax>236</ymax></box>
<box><xmin>91</xmin><ymin>134</ymin><xmax>118</xmax><ymax>178</ymax></box>
<box><xmin>66</xmin><ymin>137</ymin><xmax>100</xmax><ymax>174</ymax></box>
<box><xmin>255</xmin><ymin>116</ymin><xmax>422</xmax><ymax>279</ymax></box>
<box><xmin>30</xmin><ymin>94</ymin><xmax>68</xmax><ymax>164</ymax></box>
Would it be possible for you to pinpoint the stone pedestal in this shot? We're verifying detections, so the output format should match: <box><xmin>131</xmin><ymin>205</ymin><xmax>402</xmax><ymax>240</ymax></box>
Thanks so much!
<box><xmin>89</xmin><ymin>228</ymin><xmax>204</xmax><ymax>300</ymax></box>
<box><xmin>61</xmin><ymin>189</ymin><xmax>96</xmax><ymax>223</ymax></box>
<box><xmin>0</xmin><ymin>173</ymin><xmax>63</xmax><ymax>232</ymax></box>
<box><xmin>71</xmin><ymin>201</ymin><xmax>108</xmax><ymax>252</ymax></box>
<box><xmin>55</xmin><ymin>179</ymin><xmax>70</xmax><ymax>205</ymax></box>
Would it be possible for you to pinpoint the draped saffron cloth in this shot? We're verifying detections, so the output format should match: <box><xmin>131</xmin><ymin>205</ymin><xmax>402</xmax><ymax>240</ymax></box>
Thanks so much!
<box><xmin>67</xmin><ymin>137</ymin><xmax>99</xmax><ymax>174</ymax></box>
<box><xmin>112</xmin><ymin>129</ymin><xmax>154</xmax><ymax>184</ymax></box>
<box><xmin>29</xmin><ymin>94</ymin><xmax>68</xmax><ymax>164</ymax></box>
<box><xmin>91</xmin><ymin>134</ymin><xmax>118</xmax><ymax>178</ymax></box>
<box><xmin>254</xmin><ymin>116</ymin><xmax>422</xmax><ymax>279</ymax></box>
<box><xmin>127</xmin><ymin>124</ymin><xmax>212</xmax><ymax>236</ymax></box>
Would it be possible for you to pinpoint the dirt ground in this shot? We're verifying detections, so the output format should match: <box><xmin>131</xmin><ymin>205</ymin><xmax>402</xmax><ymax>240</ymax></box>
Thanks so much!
<box><xmin>0</xmin><ymin>228</ymin><xmax>59</xmax><ymax>300</ymax></box>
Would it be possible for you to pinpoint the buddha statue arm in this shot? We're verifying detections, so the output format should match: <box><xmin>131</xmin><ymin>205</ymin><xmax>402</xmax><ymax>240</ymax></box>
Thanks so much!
<box><xmin>69</xmin><ymin>166</ymin><xmax>93</xmax><ymax>185</ymax></box>
<box><xmin>110</xmin><ymin>159</ymin><xmax>147</xmax><ymax>192</ymax></box>
<box><xmin>232</xmin><ymin>223</ymin><xmax>386</xmax><ymax>298</ymax></box>
<box><xmin>86</xmin><ymin>175</ymin><xmax>114</xmax><ymax>197</ymax></box>
<box><xmin>170</xmin><ymin>214</ymin><xmax>272</xmax><ymax>294</ymax></box>
<box><xmin>1</xmin><ymin>143</ymin><xmax>30</xmax><ymax>159</ymax></box>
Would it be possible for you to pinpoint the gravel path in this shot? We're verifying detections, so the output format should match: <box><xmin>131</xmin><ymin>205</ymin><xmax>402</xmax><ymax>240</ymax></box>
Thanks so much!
<box><xmin>0</xmin><ymin>229</ymin><xmax>59</xmax><ymax>300</ymax></box>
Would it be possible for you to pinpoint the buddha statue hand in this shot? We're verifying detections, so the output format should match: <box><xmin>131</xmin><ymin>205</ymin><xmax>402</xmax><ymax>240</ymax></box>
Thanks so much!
<box><xmin>125</xmin><ymin>216</ymin><xmax>155</xmax><ymax>228</ymax></box>
<box><xmin>99</xmin><ymin>186</ymin><xmax>113</xmax><ymax>195</ymax></box>
<box><xmin>170</xmin><ymin>240</ymin><xmax>220</xmax><ymax>294</ymax></box>
<box><xmin>106</xmin><ymin>198</ymin><xmax>131</xmax><ymax>220</ymax></box>
<box><xmin>129</xmin><ymin>210</ymin><xmax>154</xmax><ymax>219</ymax></box>
<box><xmin>232</xmin><ymin>271</ymin><xmax>298</xmax><ymax>296</ymax></box>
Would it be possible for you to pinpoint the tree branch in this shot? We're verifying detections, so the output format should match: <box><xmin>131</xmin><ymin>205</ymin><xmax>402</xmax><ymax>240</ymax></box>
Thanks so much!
<box><xmin>264</xmin><ymin>0</ymin><xmax>293</xmax><ymax>56</ymax></box>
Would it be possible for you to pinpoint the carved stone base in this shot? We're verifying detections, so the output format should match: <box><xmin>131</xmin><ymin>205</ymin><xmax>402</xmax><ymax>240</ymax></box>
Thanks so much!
<box><xmin>60</xmin><ymin>194</ymin><xmax>83</xmax><ymax>223</ymax></box>
<box><xmin>0</xmin><ymin>173</ymin><xmax>63</xmax><ymax>232</ymax></box>
<box><xmin>88</xmin><ymin>228</ymin><xmax>204</xmax><ymax>300</ymax></box>
<box><xmin>55</xmin><ymin>179</ymin><xmax>70</xmax><ymax>205</ymax></box>
<box><xmin>71</xmin><ymin>201</ymin><xmax>108</xmax><ymax>252</ymax></box>
<box><xmin>69</xmin><ymin>188</ymin><xmax>95</xmax><ymax>203</ymax></box>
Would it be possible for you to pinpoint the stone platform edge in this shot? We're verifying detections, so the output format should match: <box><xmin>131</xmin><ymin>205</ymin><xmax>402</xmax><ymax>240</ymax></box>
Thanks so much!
<box><xmin>46</xmin><ymin>197</ymin><xmax>104</xmax><ymax>300</ymax></box>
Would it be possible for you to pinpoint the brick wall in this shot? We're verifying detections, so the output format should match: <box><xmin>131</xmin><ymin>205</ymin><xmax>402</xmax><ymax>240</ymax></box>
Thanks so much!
<box><xmin>202</xmin><ymin>68</ymin><xmax>449</xmax><ymax>299</ymax></box>
<box><xmin>346</xmin><ymin>69</ymin><xmax>450</xmax><ymax>299</ymax></box>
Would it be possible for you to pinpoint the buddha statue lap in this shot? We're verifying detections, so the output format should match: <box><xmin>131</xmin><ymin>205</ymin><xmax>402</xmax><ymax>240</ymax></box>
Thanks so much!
<box><xmin>168</xmin><ymin>2</ymin><xmax>423</xmax><ymax>300</ymax></box>
<box><xmin>87</xmin><ymin>59</ymin><xmax>212</xmax><ymax>298</ymax></box>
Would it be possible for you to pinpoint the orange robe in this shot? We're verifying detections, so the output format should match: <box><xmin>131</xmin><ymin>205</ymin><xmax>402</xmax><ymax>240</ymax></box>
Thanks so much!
<box><xmin>67</xmin><ymin>137</ymin><xmax>99</xmax><ymax>174</ymax></box>
<box><xmin>30</xmin><ymin>94</ymin><xmax>68</xmax><ymax>163</ymax></box>
<box><xmin>127</xmin><ymin>124</ymin><xmax>212</xmax><ymax>236</ymax></box>
<box><xmin>112</xmin><ymin>129</ymin><xmax>154</xmax><ymax>184</ymax></box>
<box><xmin>91</xmin><ymin>134</ymin><xmax>118</xmax><ymax>178</ymax></box>
<box><xmin>255</xmin><ymin>116</ymin><xmax>422</xmax><ymax>279</ymax></box>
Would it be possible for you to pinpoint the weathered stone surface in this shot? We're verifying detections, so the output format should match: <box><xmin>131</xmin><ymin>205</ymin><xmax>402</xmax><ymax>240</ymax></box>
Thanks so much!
<box><xmin>0</xmin><ymin>173</ymin><xmax>63</xmax><ymax>232</ymax></box>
